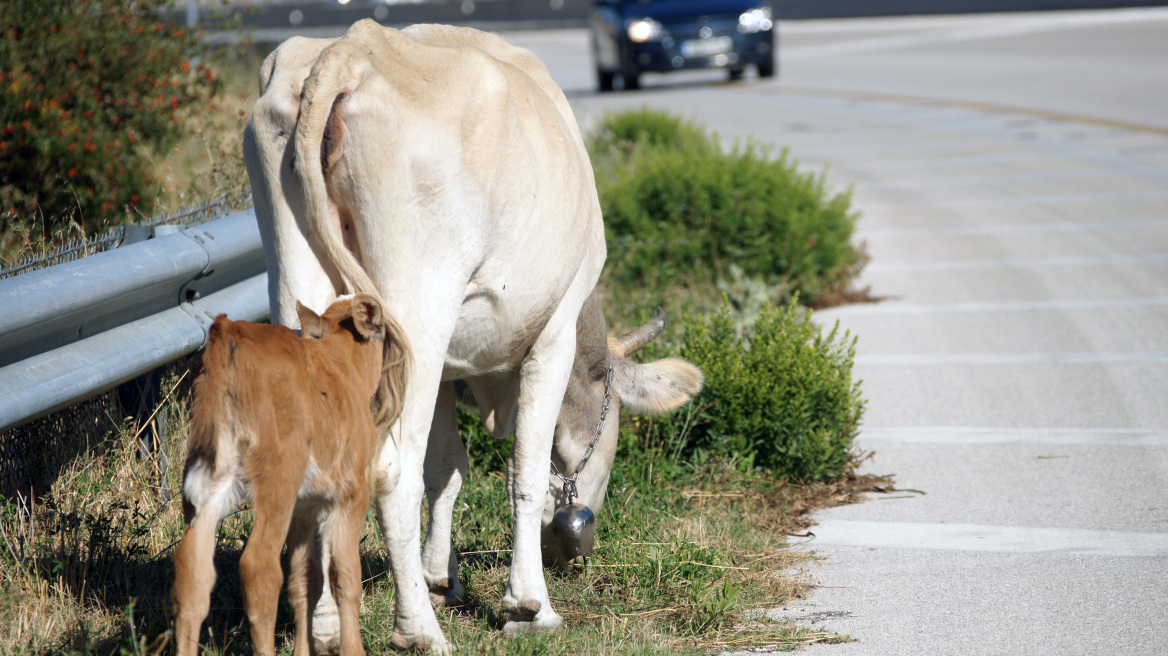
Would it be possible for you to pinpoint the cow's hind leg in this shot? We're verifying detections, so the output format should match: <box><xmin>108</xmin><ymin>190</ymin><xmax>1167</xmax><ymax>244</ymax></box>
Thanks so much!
<box><xmin>501</xmin><ymin>315</ymin><xmax>578</xmax><ymax>636</ymax></box>
<box><xmin>422</xmin><ymin>382</ymin><xmax>467</xmax><ymax>607</ymax></box>
<box><xmin>372</xmin><ymin>333</ymin><xmax>451</xmax><ymax>653</ymax></box>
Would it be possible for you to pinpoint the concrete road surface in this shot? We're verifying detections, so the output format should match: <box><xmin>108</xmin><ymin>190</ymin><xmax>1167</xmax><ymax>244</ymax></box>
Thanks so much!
<box><xmin>503</xmin><ymin>8</ymin><xmax>1168</xmax><ymax>654</ymax></box>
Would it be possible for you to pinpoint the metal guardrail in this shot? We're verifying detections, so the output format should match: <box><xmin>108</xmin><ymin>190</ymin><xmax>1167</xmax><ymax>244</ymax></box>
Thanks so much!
<box><xmin>0</xmin><ymin>209</ymin><xmax>270</xmax><ymax>433</ymax></box>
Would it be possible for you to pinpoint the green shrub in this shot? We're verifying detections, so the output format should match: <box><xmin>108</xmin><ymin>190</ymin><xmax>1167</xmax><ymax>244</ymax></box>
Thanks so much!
<box><xmin>646</xmin><ymin>300</ymin><xmax>865</xmax><ymax>482</ymax></box>
<box><xmin>587</xmin><ymin>106</ymin><xmax>714</xmax><ymax>160</ymax></box>
<box><xmin>590</xmin><ymin>109</ymin><xmax>861</xmax><ymax>308</ymax></box>
<box><xmin>0</xmin><ymin>0</ymin><xmax>219</xmax><ymax>234</ymax></box>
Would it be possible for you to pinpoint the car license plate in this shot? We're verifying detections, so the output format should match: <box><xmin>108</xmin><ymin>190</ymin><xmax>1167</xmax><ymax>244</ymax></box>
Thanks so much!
<box><xmin>680</xmin><ymin>36</ymin><xmax>732</xmax><ymax>59</ymax></box>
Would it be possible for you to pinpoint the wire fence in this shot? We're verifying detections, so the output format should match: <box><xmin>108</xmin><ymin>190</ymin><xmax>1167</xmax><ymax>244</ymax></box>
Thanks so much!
<box><xmin>0</xmin><ymin>196</ymin><xmax>239</xmax><ymax>280</ymax></box>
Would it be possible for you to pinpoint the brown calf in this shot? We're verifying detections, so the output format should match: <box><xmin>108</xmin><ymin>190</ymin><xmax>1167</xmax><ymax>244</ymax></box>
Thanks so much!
<box><xmin>172</xmin><ymin>295</ymin><xmax>407</xmax><ymax>656</ymax></box>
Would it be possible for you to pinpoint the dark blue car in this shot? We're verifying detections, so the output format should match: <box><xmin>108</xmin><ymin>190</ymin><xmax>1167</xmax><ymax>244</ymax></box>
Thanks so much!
<box><xmin>589</xmin><ymin>0</ymin><xmax>776</xmax><ymax>91</ymax></box>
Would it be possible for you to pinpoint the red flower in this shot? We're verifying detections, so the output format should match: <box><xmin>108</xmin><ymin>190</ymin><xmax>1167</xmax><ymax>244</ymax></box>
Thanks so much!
<box><xmin>170</xmin><ymin>97</ymin><xmax>178</xmax><ymax>109</ymax></box>
<box><xmin>85</xmin><ymin>143</ymin><xmax>95</xmax><ymax>152</ymax></box>
<box><xmin>21</xmin><ymin>119</ymin><xmax>29</xmax><ymax>129</ymax></box>
<box><xmin>181</xmin><ymin>61</ymin><xmax>190</xmax><ymax>72</ymax></box>
<box><xmin>68</xmin><ymin>168</ymin><xmax>76</xmax><ymax>177</ymax></box>
<box><xmin>0</xmin><ymin>141</ymin><xmax>6</xmax><ymax>149</ymax></box>
<box><xmin>68</xmin><ymin>144</ymin><xmax>76</xmax><ymax>151</ymax></box>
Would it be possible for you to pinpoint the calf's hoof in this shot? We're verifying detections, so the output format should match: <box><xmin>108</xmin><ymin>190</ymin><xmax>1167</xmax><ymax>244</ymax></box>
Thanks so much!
<box><xmin>428</xmin><ymin>579</ymin><xmax>466</xmax><ymax>608</ymax></box>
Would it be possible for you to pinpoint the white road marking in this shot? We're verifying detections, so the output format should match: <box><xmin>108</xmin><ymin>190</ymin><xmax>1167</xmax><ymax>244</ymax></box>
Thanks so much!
<box><xmin>865</xmin><ymin>253</ymin><xmax>1168</xmax><ymax>273</ymax></box>
<box><xmin>859</xmin><ymin>426</ymin><xmax>1168</xmax><ymax>446</ymax></box>
<box><xmin>860</xmin><ymin>171</ymin><xmax>1168</xmax><ymax>194</ymax></box>
<box><xmin>822</xmin><ymin>298</ymin><xmax>1168</xmax><ymax>316</ymax></box>
<box><xmin>863</xmin><ymin>189</ymin><xmax>1168</xmax><ymax>209</ymax></box>
<box><xmin>782</xmin><ymin>8</ymin><xmax>1168</xmax><ymax>60</ymax></box>
<box><xmin>855</xmin><ymin>352</ymin><xmax>1168</xmax><ymax>366</ymax></box>
<box><xmin>858</xmin><ymin>218</ymin><xmax>1168</xmax><ymax>238</ymax></box>
<box><xmin>781</xmin><ymin>8</ymin><xmax>1168</xmax><ymax>35</ymax></box>
<box><xmin>809</xmin><ymin>520</ymin><xmax>1168</xmax><ymax>557</ymax></box>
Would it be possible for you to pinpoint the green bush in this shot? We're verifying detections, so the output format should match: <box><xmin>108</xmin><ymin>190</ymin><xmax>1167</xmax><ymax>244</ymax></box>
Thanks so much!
<box><xmin>0</xmin><ymin>0</ymin><xmax>218</xmax><ymax>234</ymax></box>
<box><xmin>587</xmin><ymin>106</ymin><xmax>714</xmax><ymax>160</ymax></box>
<box><xmin>590</xmin><ymin>109</ymin><xmax>861</xmax><ymax>308</ymax></box>
<box><xmin>646</xmin><ymin>300</ymin><xmax>865</xmax><ymax>482</ymax></box>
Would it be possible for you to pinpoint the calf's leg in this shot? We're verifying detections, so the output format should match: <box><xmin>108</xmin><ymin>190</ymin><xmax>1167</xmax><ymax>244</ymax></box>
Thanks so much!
<box><xmin>240</xmin><ymin>485</ymin><xmax>299</xmax><ymax>656</ymax></box>
<box><xmin>332</xmin><ymin>485</ymin><xmax>369</xmax><ymax>656</ymax></box>
<box><xmin>287</xmin><ymin>515</ymin><xmax>319</xmax><ymax>656</ymax></box>
<box><xmin>173</xmin><ymin>509</ymin><xmax>219</xmax><ymax>656</ymax></box>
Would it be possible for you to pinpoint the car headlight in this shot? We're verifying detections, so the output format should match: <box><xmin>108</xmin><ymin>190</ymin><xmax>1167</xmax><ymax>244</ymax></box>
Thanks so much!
<box><xmin>738</xmin><ymin>7</ymin><xmax>773</xmax><ymax>33</ymax></box>
<box><xmin>626</xmin><ymin>18</ymin><xmax>664</xmax><ymax>43</ymax></box>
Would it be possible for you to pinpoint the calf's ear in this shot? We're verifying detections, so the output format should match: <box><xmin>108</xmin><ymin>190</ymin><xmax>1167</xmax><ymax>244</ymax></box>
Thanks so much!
<box><xmin>351</xmin><ymin>294</ymin><xmax>385</xmax><ymax>341</ymax></box>
<box><xmin>297</xmin><ymin>301</ymin><xmax>327</xmax><ymax>339</ymax></box>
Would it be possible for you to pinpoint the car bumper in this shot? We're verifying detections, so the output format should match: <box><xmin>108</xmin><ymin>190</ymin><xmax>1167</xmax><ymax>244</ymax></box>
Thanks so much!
<box><xmin>621</xmin><ymin>30</ymin><xmax>773</xmax><ymax>73</ymax></box>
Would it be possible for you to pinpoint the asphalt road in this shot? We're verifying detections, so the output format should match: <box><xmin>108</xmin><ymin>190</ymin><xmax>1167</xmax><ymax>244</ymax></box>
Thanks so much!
<box><xmin>496</xmin><ymin>8</ymin><xmax>1168</xmax><ymax>654</ymax></box>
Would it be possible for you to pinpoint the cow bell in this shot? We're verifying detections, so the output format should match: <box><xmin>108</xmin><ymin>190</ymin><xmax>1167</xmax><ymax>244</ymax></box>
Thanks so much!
<box><xmin>549</xmin><ymin>502</ymin><xmax>596</xmax><ymax>568</ymax></box>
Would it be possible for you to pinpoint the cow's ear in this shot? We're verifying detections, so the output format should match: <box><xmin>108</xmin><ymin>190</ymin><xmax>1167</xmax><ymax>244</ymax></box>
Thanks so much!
<box><xmin>297</xmin><ymin>301</ymin><xmax>327</xmax><ymax>339</ymax></box>
<box><xmin>351</xmin><ymin>294</ymin><xmax>385</xmax><ymax>341</ymax></box>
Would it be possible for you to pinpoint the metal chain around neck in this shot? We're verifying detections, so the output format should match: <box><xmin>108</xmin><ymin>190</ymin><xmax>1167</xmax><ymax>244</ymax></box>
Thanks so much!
<box><xmin>550</xmin><ymin>365</ymin><xmax>614</xmax><ymax>505</ymax></box>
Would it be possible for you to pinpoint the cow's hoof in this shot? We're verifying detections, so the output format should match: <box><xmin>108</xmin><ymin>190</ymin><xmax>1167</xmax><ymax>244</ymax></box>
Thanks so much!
<box><xmin>500</xmin><ymin>599</ymin><xmax>541</xmax><ymax>619</ymax></box>
<box><xmin>428</xmin><ymin>579</ymin><xmax>466</xmax><ymax>608</ymax></box>
<box><xmin>390</xmin><ymin>631</ymin><xmax>450</xmax><ymax>654</ymax></box>
<box><xmin>501</xmin><ymin>601</ymin><xmax>562</xmax><ymax>637</ymax></box>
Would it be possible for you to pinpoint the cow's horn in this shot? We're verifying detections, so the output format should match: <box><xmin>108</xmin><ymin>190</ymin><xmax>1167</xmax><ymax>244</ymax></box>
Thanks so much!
<box><xmin>610</xmin><ymin>307</ymin><xmax>666</xmax><ymax>357</ymax></box>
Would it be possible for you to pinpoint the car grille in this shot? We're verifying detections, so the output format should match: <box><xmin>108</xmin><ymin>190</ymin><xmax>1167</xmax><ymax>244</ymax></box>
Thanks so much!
<box><xmin>662</xmin><ymin>16</ymin><xmax>739</xmax><ymax>40</ymax></box>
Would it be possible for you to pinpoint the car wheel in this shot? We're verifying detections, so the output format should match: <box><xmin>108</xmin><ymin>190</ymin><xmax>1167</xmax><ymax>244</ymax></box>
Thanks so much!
<box><xmin>758</xmin><ymin>58</ymin><xmax>776</xmax><ymax>78</ymax></box>
<box><xmin>597</xmin><ymin>69</ymin><xmax>615</xmax><ymax>92</ymax></box>
<box><xmin>621</xmin><ymin>71</ymin><xmax>640</xmax><ymax>91</ymax></box>
<box><xmin>728</xmin><ymin>67</ymin><xmax>744</xmax><ymax>81</ymax></box>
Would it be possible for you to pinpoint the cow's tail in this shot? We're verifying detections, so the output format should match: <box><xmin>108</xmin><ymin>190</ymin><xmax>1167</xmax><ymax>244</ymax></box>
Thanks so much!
<box><xmin>294</xmin><ymin>44</ymin><xmax>379</xmax><ymax>299</ymax></box>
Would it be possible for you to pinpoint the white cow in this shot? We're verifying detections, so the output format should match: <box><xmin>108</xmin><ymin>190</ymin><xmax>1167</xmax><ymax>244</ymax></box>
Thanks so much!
<box><xmin>250</xmin><ymin>20</ymin><xmax>601</xmax><ymax>650</ymax></box>
<box><xmin>243</xmin><ymin>22</ymin><xmax>701</xmax><ymax>652</ymax></box>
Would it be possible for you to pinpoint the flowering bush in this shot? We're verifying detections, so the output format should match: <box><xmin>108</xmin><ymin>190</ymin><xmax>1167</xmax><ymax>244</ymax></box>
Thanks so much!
<box><xmin>0</xmin><ymin>0</ymin><xmax>218</xmax><ymax>234</ymax></box>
